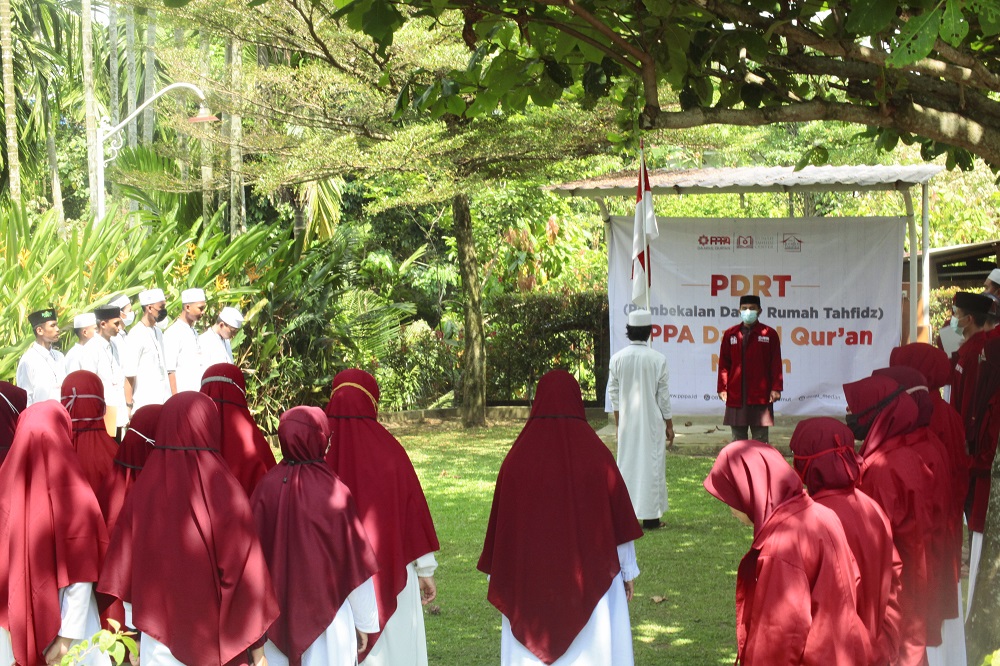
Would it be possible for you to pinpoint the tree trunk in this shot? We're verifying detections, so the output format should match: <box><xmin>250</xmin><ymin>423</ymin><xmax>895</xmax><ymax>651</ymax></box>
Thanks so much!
<box><xmin>142</xmin><ymin>9</ymin><xmax>156</xmax><ymax>145</ymax></box>
<box><xmin>108</xmin><ymin>1</ymin><xmax>119</xmax><ymax>126</ymax></box>
<box><xmin>41</xmin><ymin>94</ymin><xmax>63</xmax><ymax>222</ymax></box>
<box><xmin>0</xmin><ymin>0</ymin><xmax>19</xmax><ymax>202</ymax></box>
<box><xmin>200</xmin><ymin>33</ymin><xmax>214</xmax><ymax>223</ymax></box>
<box><xmin>174</xmin><ymin>28</ymin><xmax>188</xmax><ymax>182</ymax></box>
<box><xmin>82</xmin><ymin>0</ymin><xmax>98</xmax><ymax>213</ymax></box>
<box><xmin>452</xmin><ymin>193</ymin><xmax>486</xmax><ymax>427</ymax></box>
<box><xmin>967</xmin><ymin>436</ymin><xmax>1000</xmax><ymax>663</ymax></box>
<box><xmin>125</xmin><ymin>6</ymin><xmax>136</xmax><ymax>148</ymax></box>
<box><xmin>227</xmin><ymin>39</ymin><xmax>245</xmax><ymax>238</ymax></box>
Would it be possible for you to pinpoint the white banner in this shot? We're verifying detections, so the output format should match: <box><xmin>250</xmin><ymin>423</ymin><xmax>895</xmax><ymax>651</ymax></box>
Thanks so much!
<box><xmin>607</xmin><ymin>217</ymin><xmax>904</xmax><ymax>416</ymax></box>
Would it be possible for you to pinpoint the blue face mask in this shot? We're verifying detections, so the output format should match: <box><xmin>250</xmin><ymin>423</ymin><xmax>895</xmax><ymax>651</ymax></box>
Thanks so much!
<box><xmin>740</xmin><ymin>309</ymin><xmax>759</xmax><ymax>326</ymax></box>
<box><xmin>950</xmin><ymin>315</ymin><xmax>962</xmax><ymax>334</ymax></box>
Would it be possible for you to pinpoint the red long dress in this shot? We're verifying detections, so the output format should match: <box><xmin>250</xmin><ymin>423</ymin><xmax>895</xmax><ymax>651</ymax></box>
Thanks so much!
<box><xmin>889</xmin><ymin>343</ymin><xmax>969</xmax><ymax>604</ymax></box>
<box><xmin>790</xmin><ymin>417</ymin><xmax>902</xmax><ymax>666</ymax></box>
<box><xmin>98</xmin><ymin>392</ymin><xmax>278</xmax><ymax>666</ymax></box>
<box><xmin>705</xmin><ymin>439</ymin><xmax>871</xmax><ymax>665</ymax></box>
<box><xmin>324</xmin><ymin>369</ymin><xmax>439</xmax><ymax>661</ymax></box>
<box><xmin>845</xmin><ymin>376</ymin><xmax>934</xmax><ymax>666</ymax></box>
<box><xmin>872</xmin><ymin>366</ymin><xmax>957</xmax><ymax>644</ymax></box>
<box><xmin>479</xmin><ymin>370</ymin><xmax>643</xmax><ymax>664</ymax></box>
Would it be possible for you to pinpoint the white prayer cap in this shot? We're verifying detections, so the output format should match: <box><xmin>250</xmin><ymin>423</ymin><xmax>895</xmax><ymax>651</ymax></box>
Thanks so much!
<box><xmin>181</xmin><ymin>288</ymin><xmax>207</xmax><ymax>304</ymax></box>
<box><xmin>988</xmin><ymin>268</ymin><xmax>1000</xmax><ymax>285</ymax></box>
<box><xmin>73</xmin><ymin>313</ymin><xmax>96</xmax><ymax>329</ymax></box>
<box><xmin>219</xmin><ymin>307</ymin><xmax>244</xmax><ymax>329</ymax></box>
<box><xmin>109</xmin><ymin>294</ymin><xmax>131</xmax><ymax>309</ymax></box>
<box><xmin>628</xmin><ymin>309</ymin><xmax>652</xmax><ymax>327</ymax></box>
<box><xmin>138</xmin><ymin>288</ymin><xmax>166</xmax><ymax>306</ymax></box>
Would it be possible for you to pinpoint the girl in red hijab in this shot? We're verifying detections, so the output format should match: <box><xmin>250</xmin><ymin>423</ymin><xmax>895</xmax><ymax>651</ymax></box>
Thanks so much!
<box><xmin>0</xmin><ymin>402</ymin><xmax>109</xmax><ymax>666</ymax></box>
<box><xmin>479</xmin><ymin>370</ymin><xmax>643</xmax><ymax>665</ymax></box>
<box><xmin>844</xmin><ymin>375</ymin><xmax>935</xmax><ymax>666</ymax></box>
<box><xmin>96</xmin><ymin>404</ymin><xmax>161</xmax><ymax>534</ymax></box>
<box><xmin>704</xmin><ymin>439</ymin><xmax>870</xmax><ymax>665</ymax></box>
<box><xmin>790</xmin><ymin>417</ymin><xmax>902</xmax><ymax>665</ymax></box>
<box><xmin>61</xmin><ymin>370</ymin><xmax>118</xmax><ymax>494</ymax></box>
<box><xmin>252</xmin><ymin>406</ymin><xmax>380</xmax><ymax>666</ymax></box>
<box><xmin>0</xmin><ymin>382</ymin><xmax>26</xmax><ymax>466</ymax></box>
<box><xmin>98</xmin><ymin>392</ymin><xmax>278</xmax><ymax>666</ymax></box>
<box><xmin>200</xmin><ymin>363</ymin><xmax>276</xmax><ymax>496</ymax></box>
<box><xmin>324</xmin><ymin>369</ymin><xmax>439</xmax><ymax>666</ymax></box>
<box><xmin>966</xmin><ymin>338</ymin><xmax>1000</xmax><ymax>615</ymax></box>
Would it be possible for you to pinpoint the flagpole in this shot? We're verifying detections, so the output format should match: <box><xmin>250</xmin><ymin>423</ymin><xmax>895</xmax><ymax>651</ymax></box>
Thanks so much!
<box><xmin>640</xmin><ymin>140</ymin><xmax>651</xmax><ymax>346</ymax></box>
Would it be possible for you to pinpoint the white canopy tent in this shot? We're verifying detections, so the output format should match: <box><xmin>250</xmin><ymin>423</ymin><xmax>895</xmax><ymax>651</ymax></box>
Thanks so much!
<box><xmin>550</xmin><ymin>164</ymin><xmax>945</xmax><ymax>342</ymax></box>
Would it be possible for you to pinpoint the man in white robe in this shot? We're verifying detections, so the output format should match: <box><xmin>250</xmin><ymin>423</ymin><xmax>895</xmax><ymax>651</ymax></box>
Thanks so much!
<box><xmin>15</xmin><ymin>308</ymin><xmax>66</xmax><ymax>406</ymax></box>
<box><xmin>122</xmin><ymin>289</ymin><xmax>171</xmax><ymax>417</ymax></box>
<box><xmin>200</xmin><ymin>306</ymin><xmax>243</xmax><ymax>366</ymax></box>
<box><xmin>608</xmin><ymin>309</ymin><xmax>674</xmax><ymax>529</ymax></box>
<box><xmin>64</xmin><ymin>313</ymin><xmax>97</xmax><ymax>373</ymax></box>
<box><xmin>162</xmin><ymin>288</ymin><xmax>207</xmax><ymax>394</ymax></box>
<box><xmin>109</xmin><ymin>294</ymin><xmax>135</xmax><ymax>359</ymax></box>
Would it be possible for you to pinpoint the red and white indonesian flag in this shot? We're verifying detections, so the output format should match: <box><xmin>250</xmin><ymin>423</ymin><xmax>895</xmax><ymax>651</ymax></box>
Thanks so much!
<box><xmin>631</xmin><ymin>151</ymin><xmax>658</xmax><ymax>306</ymax></box>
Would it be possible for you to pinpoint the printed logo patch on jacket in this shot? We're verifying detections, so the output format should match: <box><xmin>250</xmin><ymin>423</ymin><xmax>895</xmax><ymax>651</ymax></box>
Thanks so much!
<box><xmin>758</xmin><ymin>335</ymin><xmax>770</xmax><ymax>342</ymax></box>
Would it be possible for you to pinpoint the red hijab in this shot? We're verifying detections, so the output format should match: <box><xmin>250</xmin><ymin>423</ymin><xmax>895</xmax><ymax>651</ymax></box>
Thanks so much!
<box><xmin>704</xmin><ymin>439</ymin><xmax>804</xmax><ymax>536</ymax></box>
<box><xmin>478</xmin><ymin>370</ymin><xmax>643</xmax><ymax>664</ymax></box>
<box><xmin>96</xmin><ymin>405</ymin><xmax>161</xmax><ymax>534</ymax></box>
<box><xmin>98</xmin><ymin>392</ymin><xmax>278</xmax><ymax>666</ymax></box>
<box><xmin>890</xmin><ymin>343</ymin><xmax>951</xmax><ymax>390</ymax></box>
<box><xmin>872</xmin><ymin>366</ymin><xmax>934</xmax><ymax>428</ymax></box>
<box><xmin>61</xmin><ymin>370</ymin><xmax>118</xmax><ymax>494</ymax></box>
<box><xmin>0</xmin><ymin>402</ymin><xmax>109</xmax><ymax>666</ymax></box>
<box><xmin>324</xmin><ymin>369</ymin><xmax>439</xmax><ymax>659</ymax></box>
<box><xmin>790</xmin><ymin>417</ymin><xmax>861</xmax><ymax>492</ymax></box>
<box><xmin>200</xmin><ymin>363</ymin><xmax>276</xmax><ymax>496</ymax></box>
<box><xmin>0</xmin><ymin>381</ymin><xmax>26</xmax><ymax>465</ymax></box>
<box><xmin>843</xmin><ymin>375</ymin><xmax>918</xmax><ymax>458</ymax></box>
<box><xmin>251</xmin><ymin>407</ymin><xmax>378</xmax><ymax>666</ymax></box>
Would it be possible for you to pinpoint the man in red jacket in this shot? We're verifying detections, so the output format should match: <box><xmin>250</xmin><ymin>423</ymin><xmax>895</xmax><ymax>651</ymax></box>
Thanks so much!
<box><xmin>717</xmin><ymin>295</ymin><xmax>783</xmax><ymax>443</ymax></box>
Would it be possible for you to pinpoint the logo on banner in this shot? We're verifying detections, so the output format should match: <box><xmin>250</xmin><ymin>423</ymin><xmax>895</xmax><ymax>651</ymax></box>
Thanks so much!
<box><xmin>783</xmin><ymin>233</ymin><xmax>803</xmax><ymax>252</ymax></box>
<box><xmin>698</xmin><ymin>235</ymin><xmax>732</xmax><ymax>250</ymax></box>
<box><xmin>736</xmin><ymin>235</ymin><xmax>754</xmax><ymax>249</ymax></box>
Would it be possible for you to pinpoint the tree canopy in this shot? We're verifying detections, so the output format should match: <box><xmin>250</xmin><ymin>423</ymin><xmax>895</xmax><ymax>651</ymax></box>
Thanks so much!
<box><xmin>166</xmin><ymin>0</ymin><xmax>1000</xmax><ymax>170</ymax></box>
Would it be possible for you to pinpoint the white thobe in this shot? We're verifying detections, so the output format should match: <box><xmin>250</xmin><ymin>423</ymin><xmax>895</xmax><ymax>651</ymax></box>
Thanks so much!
<box><xmin>199</xmin><ymin>328</ymin><xmax>234</xmax><ymax>366</ymax></box>
<box><xmin>0</xmin><ymin>582</ymin><xmax>111</xmax><ymax>666</ymax></box>
<box><xmin>264</xmin><ymin>577</ymin><xmax>380</xmax><ymax>666</ymax></box>
<box><xmin>608</xmin><ymin>342</ymin><xmax>672</xmax><ymax>519</ymax></box>
<box><xmin>15</xmin><ymin>342</ymin><xmax>66</xmax><ymax>405</ymax></box>
<box><xmin>121</xmin><ymin>323</ymin><xmax>170</xmax><ymax>410</ymax></box>
<box><xmin>499</xmin><ymin>542</ymin><xmax>639</xmax><ymax>666</ymax></box>
<box><xmin>79</xmin><ymin>335</ymin><xmax>128</xmax><ymax>428</ymax></box>
<box><xmin>360</xmin><ymin>553</ymin><xmax>437</xmax><ymax>666</ymax></box>
<box><xmin>927</xmin><ymin>582</ymin><xmax>966</xmax><ymax>666</ymax></box>
<box><xmin>64</xmin><ymin>342</ymin><xmax>88</xmax><ymax>373</ymax></box>
<box><xmin>162</xmin><ymin>320</ymin><xmax>205</xmax><ymax>393</ymax></box>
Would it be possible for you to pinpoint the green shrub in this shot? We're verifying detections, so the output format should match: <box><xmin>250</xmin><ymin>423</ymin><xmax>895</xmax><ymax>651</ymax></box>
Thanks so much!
<box><xmin>371</xmin><ymin>319</ymin><xmax>460</xmax><ymax>411</ymax></box>
<box><xmin>930</xmin><ymin>285</ymin><xmax>961</xmax><ymax>332</ymax></box>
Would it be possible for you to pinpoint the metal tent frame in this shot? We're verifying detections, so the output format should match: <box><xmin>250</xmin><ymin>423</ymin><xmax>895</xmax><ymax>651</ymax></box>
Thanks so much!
<box><xmin>549</xmin><ymin>164</ymin><xmax>944</xmax><ymax>342</ymax></box>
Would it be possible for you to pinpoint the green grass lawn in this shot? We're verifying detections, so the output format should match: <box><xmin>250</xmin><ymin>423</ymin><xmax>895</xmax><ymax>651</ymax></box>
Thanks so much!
<box><xmin>394</xmin><ymin>419</ymin><xmax>752</xmax><ymax>665</ymax></box>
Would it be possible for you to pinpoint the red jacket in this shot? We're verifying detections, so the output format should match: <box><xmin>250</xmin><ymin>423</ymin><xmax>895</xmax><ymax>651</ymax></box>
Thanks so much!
<box><xmin>950</xmin><ymin>330</ymin><xmax>987</xmax><ymax>434</ymax></box>
<box><xmin>718</xmin><ymin>322</ymin><xmax>783</xmax><ymax>408</ymax></box>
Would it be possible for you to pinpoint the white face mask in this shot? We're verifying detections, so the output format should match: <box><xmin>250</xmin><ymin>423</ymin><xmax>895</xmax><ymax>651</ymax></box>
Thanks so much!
<box><xmin>121</xmin><ymin>311</ymin><xmax>135</xmax><ymax>327</ymax></box>
<box><xmin>740</xmin><ymin>309</ymin><xmax>759</xmax><ymax>326</ymax></box>
<box><xmin>950</xmin><ymin>315</ymin><xmax>962</xmax><ymax>334</ymax></box>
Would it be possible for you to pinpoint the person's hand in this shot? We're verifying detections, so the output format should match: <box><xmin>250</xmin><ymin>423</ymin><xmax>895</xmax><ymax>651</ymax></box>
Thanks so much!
<box><xmin>769</xmin><ymin>391</ymin><xmax>781</xmax><ymax>403</ymax></box>
<box><xmin>665</xmin><ymin>422</ymin><xmax>675</xmax><ymax>448</ymax></box>
<box><xmin>44</xmin><ymin>636</ymin><xmax>72</xmax><ymax>665</ymax></box>
<box><xmin>718</xmin><ymin>391</ymin><xmax>727</xmax><ymax>402</ymax></box>
<box><xmin>623</xmin><ymin>579</ymin><xmax>635</xmax><ymax>602</ymax></box>
<box><xmin>418</xmin><ymin>575</ymin><xmax>437</xmax><ymax>605</ymax></box>
<box><xmin>357</xmin><ymin>630</ymin><xmax>369</xmax><ymax>653</ymax></box>
<box><xmin>250</xmin><ymin>646</ymin><xmax>267</xmax><ymax>666</ymax></box>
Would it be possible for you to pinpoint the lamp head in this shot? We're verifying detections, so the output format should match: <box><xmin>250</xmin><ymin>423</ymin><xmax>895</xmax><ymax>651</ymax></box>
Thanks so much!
<box><xmin>188</xmin><ymin>105</ymin><xmax>219</xmax><ymax>123</ymax></box>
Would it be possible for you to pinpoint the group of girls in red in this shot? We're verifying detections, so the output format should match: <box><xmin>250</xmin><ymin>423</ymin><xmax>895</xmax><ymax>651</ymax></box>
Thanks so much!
<box><xmin>706</xmin><ymin>340</ymin><xmax>973</xmax><ymax>666</ymax></box>
<box><xmin>0</xmin><ymin>365</ymin><xmax>438</xmax><ymax>666</ymax></box>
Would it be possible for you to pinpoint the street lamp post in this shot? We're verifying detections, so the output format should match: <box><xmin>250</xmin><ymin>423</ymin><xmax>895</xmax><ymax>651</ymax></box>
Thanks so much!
<box><xmin>95</xmin><ymin>81</ymin><xmax>218</xmax><ymax>221</ymax></box>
